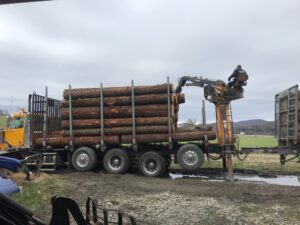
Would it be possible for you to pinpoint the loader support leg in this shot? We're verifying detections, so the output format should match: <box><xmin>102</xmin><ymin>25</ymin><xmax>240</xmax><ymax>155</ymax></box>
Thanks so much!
<box><xmin>226</xmin><ymin>155</ymin><xmax>234</xmax><ymax>182</ymax></box>
<box><xmin>222</xmin><ymin>156</ymin><xmax>227</xmax><ymax>169</ymax></box>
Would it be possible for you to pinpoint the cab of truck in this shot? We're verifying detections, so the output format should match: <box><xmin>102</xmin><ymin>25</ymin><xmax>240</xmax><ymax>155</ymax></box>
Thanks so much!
<box><xmin>0</xmin><ymin>109</ymin><xmax>27</xmax><ymax>151</ymax></box>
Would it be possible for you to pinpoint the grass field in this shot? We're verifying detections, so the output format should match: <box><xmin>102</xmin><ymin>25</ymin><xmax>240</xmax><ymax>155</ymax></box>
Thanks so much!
<box><xmin>237</xmin><ymin>135</ymin><xmax>277</xmax><ymax>149</ymax></box>
<box><xmin>204</xmin><ymin>135</ymin><xmax>299</xmax><ymax>173</ymax></box>
<box><xmin>12</xmin><ymin>175</ymin><xmax>64</xmax><ymax>213</ymax></box>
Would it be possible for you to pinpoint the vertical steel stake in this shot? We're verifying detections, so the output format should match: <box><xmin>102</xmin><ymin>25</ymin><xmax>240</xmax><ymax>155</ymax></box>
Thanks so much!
<box><xmin>202</xmin><ymin>100</ymin><xmax>209</xmax><ymax>164</ymax></box>
<box><xmin>167</xmin><ymin>76</ymin><xmax>172</xmax><ymax>149</ymax></box>
<box><xmin>100</xmin><ymin>83</ymin><xmax>106</xmax><ymax>151</ymax></box>
<box><xmin>131</xmin><ymin>80</ymin><xmax>137</xmax><ymax>151</ymax></box>
<box><xmin>68</xmin><ymin>85</ymin><xmax>74</xmax><ymax>169</ymax></box>
<box><xmin>42</xmin><ymin>86</ymin><xmax>48</xmax><ymax>152</ymax></box>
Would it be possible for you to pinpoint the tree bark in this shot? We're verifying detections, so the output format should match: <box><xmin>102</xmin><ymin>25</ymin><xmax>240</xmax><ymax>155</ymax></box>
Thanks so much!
<box><xmin>61</xmin><ymin>126</ymin><xmax>170</xmax><ymax>136</ymax></box>
<box><xmin>61</xmin><ymin>93</ymin><xmax>185</xmax><ymax>107</ymax></box>
<box><xmin>35</xmin><ymin>131</ymin><xmax>216</xmax><ymax>146</ymax></box>
<box><xmin>34</xmin><ymin>136</ymin><xmax>120</xmax><ymax>147</ymax></box>
<box><xmin>61</xmin><ymin>117</ymin><xmax>171</xmax><ymax>129</ymax></box>
<box><xmin>61</xmin><ymin>105</ymin><xmax>177</xmax><ymax>119</ymax></box>
<box><xmin>63</xmin><ymin>84</ymin><xmax>174</xmax><ymax>99</ymax></box>
<box><xmin>175</xmin><ymin>126</ymin><xmax>213</xmax><ymax>132</ymax></box>
<box><xmin>121</xmin><ymin>131</ymin><xmax>216</xmax><ymax>144</ymax></box>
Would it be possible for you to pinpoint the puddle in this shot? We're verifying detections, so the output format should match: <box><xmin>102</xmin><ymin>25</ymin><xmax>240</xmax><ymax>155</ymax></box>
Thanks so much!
<box><xmin>169</xmin><ymin>173</ymin><xmax>300</xmax><ymax>187</ymax></box>
<box><xmin>169</xmin><ymin>173</ymin><xmax>209</xmax><ymax>180</ymax></box>
<box><xmin>235</xmin><ymin>175</ymin><xmax>300</xmax><ymax>187</ymax></box>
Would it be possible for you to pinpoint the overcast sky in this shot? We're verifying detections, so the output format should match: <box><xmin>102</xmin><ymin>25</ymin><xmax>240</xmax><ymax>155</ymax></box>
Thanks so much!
<box><xmin>0</xmin><ymin>0</ymin><xmax>299</xmax><ymax>122</ymax></box>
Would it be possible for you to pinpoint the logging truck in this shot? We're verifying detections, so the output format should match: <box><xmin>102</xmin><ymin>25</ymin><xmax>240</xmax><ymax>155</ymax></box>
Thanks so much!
<box><xmin>1</xmin><ymin>75</ymin><xmax>248</xmax><ymax>178</ymax></box>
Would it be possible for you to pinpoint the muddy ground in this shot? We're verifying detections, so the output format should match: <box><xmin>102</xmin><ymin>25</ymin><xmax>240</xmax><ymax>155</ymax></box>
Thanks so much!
<box><xmin>33</xmin><ymin>168</ymin><xmax>300</xmax><ymax>225</ymax></box>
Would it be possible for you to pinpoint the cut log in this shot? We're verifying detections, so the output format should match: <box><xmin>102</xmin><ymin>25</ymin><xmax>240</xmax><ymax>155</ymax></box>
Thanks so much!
<box><xmin>61</xmin><ymin>126</ymin><xmax>170</xmax><ymax>136</ymax></box>
<box><xmin>34</xmin><ymin>136</ymin><xmax>120</xmax><ymax>147</ymax></box>
<box><xmin>61</xmin><ymin>117</ymin><xmax>171</xmax><ymax>129</ymax></box>
<box><xmin>64</xmin><ymin>84</ymin><xmax>174</xmax><ymax>99</ymax></box>
<box><xmin>61</xmin><ymin>93</ymin><xmax>185</xmax><ymax>108</ymax></box>
<box><xmin>61</xmin><ymin>105</ymin><xmax>177</xmax><ymax>119</ymax></box>
<box><xmin>121</xmin><ymin>131</ymin><xmax>216</xmax><ymax>144</ymax></box>
<box><xmin>175</xmin><ymin>126</ymin><xmax>213</xmax><ymax>132</ymax></box>
<box><xmin>176</xmin><ymin>93</ymin><xmax>185</xmax><ymax>104</ymax></box>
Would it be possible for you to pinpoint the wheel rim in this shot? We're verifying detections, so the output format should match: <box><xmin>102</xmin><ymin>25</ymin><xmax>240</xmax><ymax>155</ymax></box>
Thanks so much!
<box><xmin>143</xmin><ymin>158</ymin><xmax>159</xmax><ymax>175</ymax></box>
<box><xmin>75</xmin><ymin>153</ymin><xmax>90</xmax><ymax>168</ymax></box>
<box><xmin>108</xmin><ymin>155</ymin><xmax>124</xmax><ymax>171</ymax></box>
<box><xmin>182</xmin><ymin>150</ymin><xmax>198</xmax><ymax>166</ymax></box>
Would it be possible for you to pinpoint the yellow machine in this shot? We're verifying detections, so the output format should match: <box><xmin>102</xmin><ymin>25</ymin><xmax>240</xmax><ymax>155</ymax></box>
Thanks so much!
<box><xmin>0</xmin><ymin>109</ymin><xmax>27</xmax><ymax>151</ymax></box>
<box><xmin>176</xmin><ymin>72</ymin><xmax>248</xmax><ymax>180</ymax></box>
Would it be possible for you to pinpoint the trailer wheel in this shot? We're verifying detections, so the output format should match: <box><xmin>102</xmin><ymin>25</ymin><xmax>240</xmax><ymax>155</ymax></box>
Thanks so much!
<box><xmin>138</xmin><ymin>152</ymin><xmax>166</xmax><ymax>177</ymax></box>
<box><xmin>103</xmin><ymin>148</ymin><xmax>130</xmax><ymax>174</ymax></box>
<box><xmin>72</xmin><ymin>147</ymin><xmax>97</xmax><ymax>172</ymax></box>
<box><xmin>177</xmin><ymin>144</ymin><xmax>204</xmax><ymax>170</ymax></box>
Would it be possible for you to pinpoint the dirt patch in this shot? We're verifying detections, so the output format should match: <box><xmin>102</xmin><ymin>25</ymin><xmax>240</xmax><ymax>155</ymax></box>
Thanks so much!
<box><xmin>0</xmin><ymin>168</ymin><xmax>49</xmax><ymax>186</ymax></box>
<box><xmin>33</xmin><ymin>170</ymin><xmax>300</xmax><ymax>225</ymax></box>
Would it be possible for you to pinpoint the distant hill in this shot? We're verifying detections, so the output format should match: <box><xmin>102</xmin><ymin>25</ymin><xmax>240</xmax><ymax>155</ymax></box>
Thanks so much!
<box><xmin>232</xmin><ymin>119</ymin><xmax>274</xmax><ymax>135</ymax></box>
<box><xmin>179</xmin><ymin>119</ymin><xmax>275</xmax><ymax>135</ymax></box>
<box><xmin>234</xmin><ymin>119</ymin><xmax>271</xmax><ymax>127</ymax></box>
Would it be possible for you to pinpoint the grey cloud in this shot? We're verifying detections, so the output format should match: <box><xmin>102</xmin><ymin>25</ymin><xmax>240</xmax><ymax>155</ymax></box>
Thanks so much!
<box><xmin>0</xmin><ymin>0</ymin><xmax>299</xmax><ymax>122</ymax></box>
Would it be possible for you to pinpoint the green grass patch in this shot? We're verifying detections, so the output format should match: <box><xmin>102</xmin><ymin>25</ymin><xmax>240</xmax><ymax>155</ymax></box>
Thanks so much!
<box><xmin>12</xmin><ymin>176</ymin><xmax>63</xmax><ymax>213</ymax></box>
<box><xmin>237</xmin><ymin>135</ymin><xmax>277</xmax><ymax>149</ymax></box>
<box><xmin>205</xmin><ymin>135</ymin><xmax>299</xmax><ymax>173</ymax></box>
<box><xmin>211</xmin><ymin>135</ymin><xmax>278</xmax><ymax>149</ymax></box>
<box><xmin>203</xmin><ymin>153</ymin><xmax>300</xmax><ymax>173</ymax></box>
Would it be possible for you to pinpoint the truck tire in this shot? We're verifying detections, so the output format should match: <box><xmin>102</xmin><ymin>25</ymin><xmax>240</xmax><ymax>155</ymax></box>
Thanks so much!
<box><xmin>138</xmin><ymin>152</ymin><xmax>166</xmax><ymax>177</ymax></box>
<box><xmin>177</xmin><ymin>144</ymin><xmax>204</xmax><ymax>171</ymax></box>
<box><xmin>103</xmin><ymin>148</ymin><xmax>130</xmax><ymax>174</ymax></box>
<box><xmin>72</xmin><ymin>147</ymin><xmax>97</xmax><ymax>172</ymax></box>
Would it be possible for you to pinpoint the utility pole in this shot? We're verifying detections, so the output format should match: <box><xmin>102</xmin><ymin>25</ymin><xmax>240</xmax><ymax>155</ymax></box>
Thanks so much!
<box><xmin>10</xmin><ymin>96</ymin><xmax>13</xmax><ymax>114</ymax></box>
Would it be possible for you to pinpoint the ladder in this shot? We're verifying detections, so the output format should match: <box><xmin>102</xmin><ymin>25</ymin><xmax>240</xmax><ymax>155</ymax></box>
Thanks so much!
<box><xmin>287</xmin><ymin>91</ymin><xmax>297</xmax><ymax>139</ymax></box>
<box><xmin>26</xmin><ymin>152</ymin><xmax>58</xmax><ymax>172</ymax></box>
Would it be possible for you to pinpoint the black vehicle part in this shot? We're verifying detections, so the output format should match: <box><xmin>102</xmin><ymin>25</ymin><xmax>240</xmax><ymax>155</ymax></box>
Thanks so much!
<box><xmin>86</xmin><ymin>197</ymin><xmax>137</xmax><ymax>225</ymax></box>
<box><xmin>177</xmin><ymin>144</ymin><xmax>204</xmax><ymax>170</ymax></box>
<box><xmin>138</xmin><ymin>151</ymin><xmax>166</xmax><ymax>177</ymax></box>
<box><xmin>0</xmin><ymin>192</ymin><xmax>137</xmax><ymax>225</ymax></box>
<box><xmin>71</xmin><ymin>147</ymin><xmax>97</xmax><ymax>171</ymax></box>
<box><xmin>103</xmin><ymin>148</ymin><xmax>130</xmax><ymax>174</ymax></box>
<box><xmin>50</xmin><ymin>196</ymin><xmax>86</xmax><ymax>225</ymax></box>
<box><xmin>165</xmin><ymin>155</ymin><xmax>172</xmax><ymax>168</ymax></box>
<box><xmin>0</xmin><ymin>192</ymin><xmax>45</xmax><ymax>225</ymax></box>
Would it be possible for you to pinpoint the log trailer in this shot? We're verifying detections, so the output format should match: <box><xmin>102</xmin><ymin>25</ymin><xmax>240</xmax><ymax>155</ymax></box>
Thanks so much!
<box><xmin>0</xmin><ymin>73</ymin><xmax>248</xmax><ymax>180</ymax></box>
<box><xmin>25</xmin><ymin>79</ymin><xmax>216</xmax><ymax>176</ymax></box>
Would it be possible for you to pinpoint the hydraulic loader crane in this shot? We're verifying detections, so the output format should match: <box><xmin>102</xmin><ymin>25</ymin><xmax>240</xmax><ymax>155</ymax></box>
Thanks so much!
<box><xmin>176</xmin><ymin>70</ymin><xmax>248</xmax><ymax>180</ymax></box>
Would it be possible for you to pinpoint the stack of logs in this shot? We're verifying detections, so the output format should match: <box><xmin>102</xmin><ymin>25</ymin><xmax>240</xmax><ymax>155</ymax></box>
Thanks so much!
<box><xmin>35</xmin><ymin>83</ymin><xmax>216</xmax><ymax>147</ymax></box>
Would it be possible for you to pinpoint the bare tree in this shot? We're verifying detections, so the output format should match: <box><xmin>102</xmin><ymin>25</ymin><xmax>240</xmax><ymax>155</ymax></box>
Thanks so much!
<box><xmin>187</xmin><ymin>118</ymin><xmax>197</xmax><ymax>125</ymax></box>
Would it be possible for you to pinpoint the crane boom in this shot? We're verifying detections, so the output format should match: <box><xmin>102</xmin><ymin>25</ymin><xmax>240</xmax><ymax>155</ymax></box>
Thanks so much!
<box><xmin>176</xmin><ymin>72</ymin><xmax>248</xmax><ymax>180</ymax></box>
